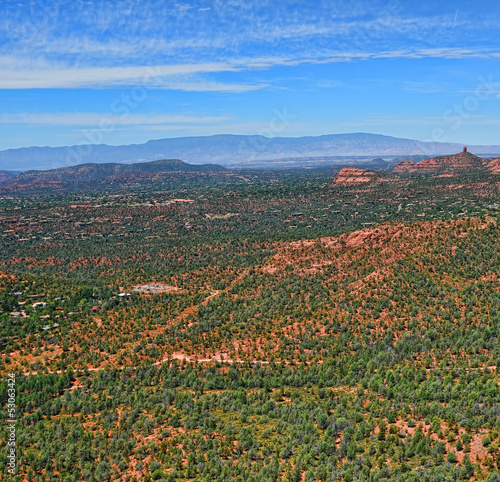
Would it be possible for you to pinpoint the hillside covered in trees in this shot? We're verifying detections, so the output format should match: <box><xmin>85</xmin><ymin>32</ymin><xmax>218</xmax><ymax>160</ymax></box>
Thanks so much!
<box><xmin>1</xmin><ymin>168</ymin><xmax>500</xmax><ymax>481</ymax></box>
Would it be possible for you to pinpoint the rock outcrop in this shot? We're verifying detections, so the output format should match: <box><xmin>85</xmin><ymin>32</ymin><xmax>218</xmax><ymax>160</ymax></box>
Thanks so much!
<box><xmin>334</xmin><ymin>167</ymin><xmax>379</xmax><ymax>185</ymax></box>
<box><xmin>393</xmin><ymin>151</ymin><xmax>488</xmax><ymax>175</ymax></box>
<box><xmin>488</xmin><ymin>158</ymin><xmax>500</xmax><ymax>174</ymax></box>
<box><xmin>392</xmin><ymin>160</ymin><xmax>417</xmax><ymax>174</ymax></box>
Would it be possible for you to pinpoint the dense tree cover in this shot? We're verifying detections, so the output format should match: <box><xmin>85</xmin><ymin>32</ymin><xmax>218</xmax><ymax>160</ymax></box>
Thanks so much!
<box><xmin>1</xmin><ymin>170</ymin><xmax>500</xmax><ymax>480</ymax></box>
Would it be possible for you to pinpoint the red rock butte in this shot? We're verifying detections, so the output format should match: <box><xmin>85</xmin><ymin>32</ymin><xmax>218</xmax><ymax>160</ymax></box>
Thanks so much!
<box><xmin>393</xmin><ymin>150</ymin><xmax>490</xmax><ymax>175</ymax></box>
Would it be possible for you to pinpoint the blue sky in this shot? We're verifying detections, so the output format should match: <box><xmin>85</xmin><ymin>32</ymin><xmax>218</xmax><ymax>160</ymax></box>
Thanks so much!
<box><xmin>1</xmin><ymin>0</ymin><xmax>500</xmax><ymax>151</ymax></box>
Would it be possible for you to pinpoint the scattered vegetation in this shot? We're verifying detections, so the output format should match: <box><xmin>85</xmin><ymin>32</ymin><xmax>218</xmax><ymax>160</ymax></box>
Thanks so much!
<box><xmin>1</xmin><ymin>169</ymin><xmax>500</xmax><ymax>480</ymax></box>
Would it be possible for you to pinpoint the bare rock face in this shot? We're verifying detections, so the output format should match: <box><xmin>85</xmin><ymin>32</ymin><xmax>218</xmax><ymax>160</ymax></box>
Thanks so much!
<box><xmin>488</xmin><ymin>158</ymin><xmax>500</xmax><ymax>174</ymax></box>
<box><xmin>393</xmin><ymin>151</ymin><xmax>487</xmax><ymax>175</ymax></box>
<box><xmin>392</xmin><ymin>160</ymin><xmax>417</xmax><ymax>174</ymax></box>
<box><xmin>334</xmin><ymin>167</ymin><xmax>379</xmax><ymax>185</ymax></box>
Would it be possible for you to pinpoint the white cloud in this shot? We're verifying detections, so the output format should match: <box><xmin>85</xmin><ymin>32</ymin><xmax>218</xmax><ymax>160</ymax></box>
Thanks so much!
<box><xmin>2</xmin><ymin>2</ymin><xmax>498</xmax><ymax>67</ymax></box>
<box><xmin>157</xmin><ymin>80</ymin><xmax>267</xmax><ymax>92</ymax></box>
<box><xmin>0</xmin><ymin>60</ymin><xmax>269</xmax><ymax>91</ymax></box>
<box><xmin>364</xmin><ymin>47</ymin><xmax>500</xmax><ymax>61</ymax></box>
<box><xmin>1</xmin><ymin>45</ymin><xmax>499</xmax><ymax>90</ymax></box>
<box><xmin>0</xmin><ymin>112</ymin><xmax>230</xmax><ymax>126</ymax></box>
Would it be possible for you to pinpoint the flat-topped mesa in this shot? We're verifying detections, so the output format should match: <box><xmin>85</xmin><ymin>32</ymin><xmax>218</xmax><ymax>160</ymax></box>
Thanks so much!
<box><xmin>393</xmin><ymin>150</ymin><xmax>488</xmax><ymax>175</ymax></box>
<box><xmin>334</xmin><ymin>167</ymin><xmax>379</xmax><ymax>185</ymax></box>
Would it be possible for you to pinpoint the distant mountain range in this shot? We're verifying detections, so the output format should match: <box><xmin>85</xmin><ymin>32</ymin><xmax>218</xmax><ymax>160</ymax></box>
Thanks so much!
<box><xmin>4</xmin><ymin>159</ymin><xmax>225</xmax><ymax>187</ymax></box>
<box><xmin>2</xmin><ymin>133</ymin><xmax>500</xmax><ymax>171</ymax></box>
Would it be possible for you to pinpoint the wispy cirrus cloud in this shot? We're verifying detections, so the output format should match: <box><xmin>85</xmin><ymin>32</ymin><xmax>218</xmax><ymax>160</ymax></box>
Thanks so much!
<box><xmin>0</xmin><ymin>112</ymin><xmax>230</xmax><ymax>126</ymax></box>
<box><xmin>1</xmin><ymin>47</ymin><xmax>499</xmax><ymax>90</ymax></box>
<box><xmin>2</xmin><ymin>1</ymin><xmax>499</xmax><ymax>68</ymax></box>
<box><xmin>0</xmin><ymin>59</ymin><xmax>266</xmax><ymax>91</ymax></box>
<box><xmin>1</xmin><ymin>0</ymin><xmax>500</xmax><ymax>95</ymax></box>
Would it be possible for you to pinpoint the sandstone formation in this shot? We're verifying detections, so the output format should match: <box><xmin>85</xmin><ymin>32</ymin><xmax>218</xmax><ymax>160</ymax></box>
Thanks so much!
<box><xmin>487</xmin><ymin>158</ymin><xmax>500</xmax><ymax>174</ymax></box>
<box><xmin>392</xmin><ymin>160</ymin><xmax>417</xmax><ymax>174</ymax></box>
<box><xmin>393</xmin><ymin>150</ymin><xmax>488</xmax><ymax>175</ymax></box>
<box><xmin>334</xmin><ymin>167</ymin><xmax>379</xmax><ymax>185</ymax></box>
